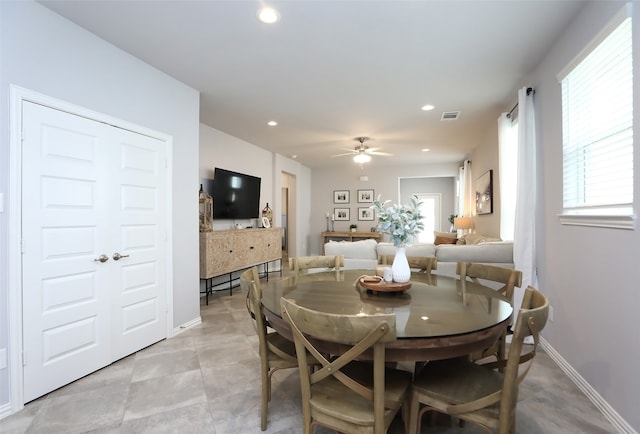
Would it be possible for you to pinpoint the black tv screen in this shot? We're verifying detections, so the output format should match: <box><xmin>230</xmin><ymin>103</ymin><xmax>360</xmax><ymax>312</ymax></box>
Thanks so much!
<box><xmin>212</xmin><ymin>168</ymin><xmax>261</xmax><ymax>220</ymax></box>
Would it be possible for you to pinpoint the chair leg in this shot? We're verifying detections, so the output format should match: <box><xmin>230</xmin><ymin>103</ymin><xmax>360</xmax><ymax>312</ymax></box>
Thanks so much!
<box><xmin>261</xmin><ymin>368</ymin><xmax>269</xmax><ymax>431</ymax></box>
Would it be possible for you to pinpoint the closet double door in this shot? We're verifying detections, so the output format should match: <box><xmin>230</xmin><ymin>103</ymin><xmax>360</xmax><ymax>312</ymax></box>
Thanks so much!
<box><xmin>21</xmin><ymin>101</ymin><xmax>168</xmax><ymax>402</ymax></box>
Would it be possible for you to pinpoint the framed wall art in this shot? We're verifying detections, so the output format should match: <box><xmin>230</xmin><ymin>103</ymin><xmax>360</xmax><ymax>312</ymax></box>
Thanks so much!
<box><xmin>357</xmin><ymin>189</ymin><xmax>374</xmax><ymax>203</ymax></box>
<box><xmin>334</xmin><ymin>208</ymin><xmax>350</xmax><ymax>221</ymax></box>
<box><xmin>358</xmin><ymin>207</ymin><xmax>375</xmax><ymax>221</ymax></box>
<box><xmin>475</xmin><ymin>170</ymin><xmax>493</xmax><ymax>215</ymax></box>
<box><xmin>333</xmin><ymin>190</ymin><xmax>350</xmax><ymax>204</ymax></box>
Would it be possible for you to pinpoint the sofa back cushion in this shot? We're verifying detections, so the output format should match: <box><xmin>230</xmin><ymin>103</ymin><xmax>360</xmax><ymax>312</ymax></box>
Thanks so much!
<box><xmin>435</xmin><ymin>242</ymin><xmax>513</xmax><ymax>263</ymax></box>
<box><xmin>376</xmin><ymin>242</ymin><xmax>437</xmax><ymax>258</ymax></box>
<box><xmin>324</xmin><ymin>239</ymin><xmax>378</xmax><ymax>260</ymax></box>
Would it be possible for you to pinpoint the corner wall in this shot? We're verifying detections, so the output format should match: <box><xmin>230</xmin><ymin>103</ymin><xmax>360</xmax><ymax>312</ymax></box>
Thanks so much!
<box><xmin>524</xmin><ymin>1</ymin><xmax>639</xmax><ymax>430</ymax></box>
<box><xmin>0</xmin><ymin>0</ymin><xmax>200</xmax><ymax>414</ymax></box>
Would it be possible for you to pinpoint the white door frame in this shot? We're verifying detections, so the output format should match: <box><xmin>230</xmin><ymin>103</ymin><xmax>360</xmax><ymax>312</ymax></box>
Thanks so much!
<box><xmin>7</xmin><ymin>85</ymin><xmax>174</xmax><ymax>413</ymax></box>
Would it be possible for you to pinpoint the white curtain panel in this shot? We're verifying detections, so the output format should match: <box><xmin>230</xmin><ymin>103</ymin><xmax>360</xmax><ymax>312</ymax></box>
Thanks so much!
<box><xmin>513</xmin><ymin>87</ymin><xmax>539</xmax><ymax>332</ymax></box>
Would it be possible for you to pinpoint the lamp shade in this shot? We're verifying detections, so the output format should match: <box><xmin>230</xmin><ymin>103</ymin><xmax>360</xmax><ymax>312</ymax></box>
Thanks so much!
<box><xmin>454</xmin><ymin>216</ymin><xmax>473</xmax><ymax>230</ymax></box>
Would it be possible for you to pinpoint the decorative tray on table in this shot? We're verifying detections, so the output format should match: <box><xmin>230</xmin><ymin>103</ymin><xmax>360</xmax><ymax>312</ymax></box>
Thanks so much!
<box><xmin>358</xmin><ymin>276</ymin><xmax>412</xmax><ymax>294</ymax></box>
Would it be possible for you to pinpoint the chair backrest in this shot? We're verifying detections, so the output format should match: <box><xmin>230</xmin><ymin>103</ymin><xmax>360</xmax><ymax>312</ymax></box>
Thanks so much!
<box><xmin>289</xmin><ymin>255</ymin><xmax>344</xmax><ymax>275</ymax></box>
<box><xmin>456</xmin><ymin>262</ymin><xmax>522</xmax><ymax>304</ymax></box>
<box><xmin>281</xmin><ymin>297</ymin><xmax>397</xmax><ymax>430</ymax></box>
<box><xmin>378</xmin><ymin>255</ymin><xmax>438</xmax><ymax>273</ymax></box>
<box><xmin>240</xmin><ymin>267</ymin><xmax>270</xmax><ymax>359</ymax></box>
<box><xmin>498</xmin><ymin>286</ymin><xmax>549</xmax><ymax>432</ymax></box>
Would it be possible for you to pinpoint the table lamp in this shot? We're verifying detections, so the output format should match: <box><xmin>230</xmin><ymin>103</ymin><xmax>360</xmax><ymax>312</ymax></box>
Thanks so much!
<box><xmin>454</xmin><ymin>216</ymin><xmax>473</xmax><ymax>235</ymax></box>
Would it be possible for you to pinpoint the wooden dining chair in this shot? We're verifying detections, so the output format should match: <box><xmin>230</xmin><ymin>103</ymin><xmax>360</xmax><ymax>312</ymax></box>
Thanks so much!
<box><xmin>240</xmin><ymin>267</ymin><xmax>315</xmax><ymax>431</ymax></box>
<box><xmin>457</xmin><ymin>262</ymin><xmax>522</xmax><ymax>362</ymax></box>
<box><xmin>289</xmin><ymin>255</ymin><xmax>344</xmax><ymax>275</ymax></box>
<box><xmin>379</xmin><ymin>255</ymin><xmax>438</xmax><ymax>274</ymax></box>
<box><xmin>407</xmin><ymin>285</ymin><xmax>549</xmax><ymax>434</ymax></box>
<box><xmin>281</xmin><ymin>297</ymin><xmax>413</xmax><ymax>434</ymax></box>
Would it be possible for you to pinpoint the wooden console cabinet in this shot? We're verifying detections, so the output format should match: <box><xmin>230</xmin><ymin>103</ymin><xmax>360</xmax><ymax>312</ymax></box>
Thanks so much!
<box><xmin>200</xmin><ymin>227</ymin><xmax>282</xmax><ymax>300</ymax></box>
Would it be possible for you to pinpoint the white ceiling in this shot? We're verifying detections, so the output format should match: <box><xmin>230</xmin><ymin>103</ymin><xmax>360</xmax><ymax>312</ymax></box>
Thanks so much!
<box><xmin>39</xmin><ymin>0</ymin><xmax>587</xmax><ymax>169</ymax></box>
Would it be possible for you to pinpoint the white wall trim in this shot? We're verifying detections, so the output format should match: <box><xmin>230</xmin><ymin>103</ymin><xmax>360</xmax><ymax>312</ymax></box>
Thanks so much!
<box><xmin>540</xmin><ymin>337</ymin><xmax>636</xmax><ymax>434</ymax></box>
<box><xmin>6</xmin><ymin>85</ymin><xmax>175</xmax><ymax>417</ymax></box>
<box><xmin>172</xmin><ymin>316</ymin><xmax>202</xmax><ymax>337</ymax></box>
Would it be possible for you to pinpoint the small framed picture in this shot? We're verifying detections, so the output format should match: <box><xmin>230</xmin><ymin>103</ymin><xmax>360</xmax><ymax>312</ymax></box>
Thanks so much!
<box><xmin>334</xmin><ymin>190</ymin><xmax>350</xmax><ymax>204</ymax></box>
<box><xmin>334</xmin><ymin>208</ymin><xmax>350</xmax><ymax>221</ymax></box>
<box><xmin>358</xmin><ymin>207</ymin><xmax>375</xmax><ymax>221</ymax></box>
<box><xmin>357</xmin><ymin>189</ymin><xmax>374</xmax><ymax>203</ymax></box>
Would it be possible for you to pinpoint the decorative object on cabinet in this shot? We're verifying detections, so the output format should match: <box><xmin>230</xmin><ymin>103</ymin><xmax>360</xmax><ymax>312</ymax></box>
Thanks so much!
<box><xmin>199</xmin><ymin>184</ymin><xmax>213</xmax><ymax>232</ymax></box>
<box><xmin>357</xmin><ymin>189</ymin><xmax>374</xmax><ymax>203</ymax></box>
<box><xmin>262</xmin><ymin>203</ymin><xmax>273</xmax><ymax>227</ymax></box>
<box><xmin>476</xmin><ymin>169</ymin><xmax>493</xmax><ymax>215</ymax></box>
<box><xmin>349</xmin><ymin>224</ymin><xmax>358</xmax><ymax>232</ymax></box>
<box><xmin>333</xmin><ymin>190</ymin><xmax>350</xmax><ymax>203</ymax></box>
<box><xmin>334</xmin><ymin>207</ymin><xmax>350</xmax><ymax>221</ymax></box>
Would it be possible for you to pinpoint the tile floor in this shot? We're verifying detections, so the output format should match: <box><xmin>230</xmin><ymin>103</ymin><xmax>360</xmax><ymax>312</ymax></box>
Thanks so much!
<box><xmin>1</xmin><ymin>272</ymin><xmax>619</xmax><ymax>434</ymax></box>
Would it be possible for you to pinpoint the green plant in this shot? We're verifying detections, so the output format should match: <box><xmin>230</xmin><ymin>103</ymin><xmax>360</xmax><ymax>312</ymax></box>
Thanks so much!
<box><xmin>448</xmin><ymin>214</ymin><xmax>457</xmax><ymax>225</ymax></box>
<box><xmin>349</xmin><ymin>223</ymin><xmax>358</xmax><ymax>229</ymax></box>
<box><xmin>372</xmin><ymin>195</ymin><xmax>425</xmax><ymax>247</ymax></box>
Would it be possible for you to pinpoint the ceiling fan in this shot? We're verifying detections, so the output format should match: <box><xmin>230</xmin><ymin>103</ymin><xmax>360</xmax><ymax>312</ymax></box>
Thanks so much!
<box><xmin>331</xmin><ymin>137</ymin><xmax>393</xmax><ymax>164</ymax></box>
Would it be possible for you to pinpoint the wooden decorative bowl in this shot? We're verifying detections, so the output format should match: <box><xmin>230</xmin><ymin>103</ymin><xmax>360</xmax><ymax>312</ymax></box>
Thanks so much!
<box><xmin>358</xmin><ymin>276</ymin><xmax>412</xmax><ymax>294</ymax></box>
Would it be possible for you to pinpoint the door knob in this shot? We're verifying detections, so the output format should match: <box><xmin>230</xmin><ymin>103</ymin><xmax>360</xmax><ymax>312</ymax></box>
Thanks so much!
<box><xmin>94</xmin><ymin>254</ymin><xmax>109</xmax><ymax>263</ymax></box>
<box><xmin>113</xmin><ymin>252</ymin><xmax>130</xmax><ymax>261</ymax></box>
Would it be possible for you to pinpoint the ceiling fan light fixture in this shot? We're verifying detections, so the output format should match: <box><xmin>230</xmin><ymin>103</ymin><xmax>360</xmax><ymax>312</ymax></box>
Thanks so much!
<box><xmin>353</xmin><ymin>153</ymin><xmax>371</xmax><ymax>164</ymax></box>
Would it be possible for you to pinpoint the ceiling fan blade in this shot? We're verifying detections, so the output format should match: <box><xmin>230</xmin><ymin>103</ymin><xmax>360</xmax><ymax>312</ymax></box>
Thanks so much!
<box><xmin>331</xmin><ymin>152</ymin><xmax>355</xmax><ymax>157</ymax></box>
<box><xmin>369</xmin><ymin>151</ymin><xmax>393</xmax><ymax>156</ymax></box>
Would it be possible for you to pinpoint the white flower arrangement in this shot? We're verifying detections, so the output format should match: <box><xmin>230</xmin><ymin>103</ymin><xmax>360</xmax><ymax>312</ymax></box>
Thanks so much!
<box><xmin>372</xmin><ymin>195</ymin><xmax>425</xmax><ymax>247</ymax></box>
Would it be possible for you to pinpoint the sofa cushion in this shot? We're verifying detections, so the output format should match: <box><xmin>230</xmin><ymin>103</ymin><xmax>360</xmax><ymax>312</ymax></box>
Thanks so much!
<box><xmin>434</xmin><ymin>235</ymin><xmax>457</xmax><ymax>245</ymax></box>
<box><xmin>324</xmin><ymin>238</ymin><xmax>378</xmax><ymax>260</ymax></box>
<box><xmin>435</xmin><ymin>242</ymin><xmax>513</xmax><ymax>263</ymax></box>
<box><xmin>376</xmin><ymin>242</ymin><xmax>437</xmax><ymax>258</ymax></box>
<box><xmin>433</xmin><ymin>231</ymin><xmax>457</xmax><ymax>239</ymax></box>
<box><xmin>457</xmin><ymin>233</ymin><xmax>502</xmax><ymax>245</ymax></box>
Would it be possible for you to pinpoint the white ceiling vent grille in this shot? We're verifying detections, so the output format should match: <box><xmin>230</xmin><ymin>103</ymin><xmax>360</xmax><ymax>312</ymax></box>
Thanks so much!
<box><xmin>441</xmin><ymin>111</ymin><xmax>461</xmax><ymax>121</ymax></box>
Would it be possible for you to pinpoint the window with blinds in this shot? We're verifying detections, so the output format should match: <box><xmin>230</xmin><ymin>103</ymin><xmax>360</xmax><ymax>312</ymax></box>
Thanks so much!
<box><xmin>558</xmin><ymin>6</ymin><xmax>635</xmax><ymax>229</ymax></box>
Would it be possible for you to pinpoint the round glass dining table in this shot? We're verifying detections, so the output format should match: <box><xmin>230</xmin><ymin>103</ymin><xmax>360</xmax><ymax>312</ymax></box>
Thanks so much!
<box><xmin>261</xmin><ymin>269</ymin><xmax>513</xmax><ymax>362</ymax></box>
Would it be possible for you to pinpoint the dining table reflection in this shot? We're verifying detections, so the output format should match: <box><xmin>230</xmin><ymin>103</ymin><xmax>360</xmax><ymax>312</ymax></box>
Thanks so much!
<box><xmin>261</xmin><ymin>269</ymin><xmax>513</xmax><ymax>362</ymax></box>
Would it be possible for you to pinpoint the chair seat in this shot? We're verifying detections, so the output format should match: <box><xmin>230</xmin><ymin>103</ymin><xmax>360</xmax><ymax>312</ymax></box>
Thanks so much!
<box><xmin>310</xmin><ymin>363</ymin><xmax>412</xmax><ymax>428</ymax></box>
<box><xmin>413</xmin><ymin>358</ymin><xmax>502</xmax><ymax>410</ymax></box>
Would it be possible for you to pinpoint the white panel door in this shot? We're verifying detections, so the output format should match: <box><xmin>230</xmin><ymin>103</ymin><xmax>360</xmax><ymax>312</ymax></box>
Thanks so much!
<box><xmin>21</xmin><ymin>101</ymin><xmax>167</xmax><ymax>402</ymax></box>
<box><xmin>110</xmin><ymin>127</ymin><xmax>167</xmax><ymax>360</ymax></box>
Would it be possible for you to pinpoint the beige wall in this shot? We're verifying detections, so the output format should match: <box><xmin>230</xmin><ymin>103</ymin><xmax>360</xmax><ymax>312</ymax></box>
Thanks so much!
<box><xmin>310</xmin><ymin>161</ymin><xmax>461</xmax><ymax>254</ymax></box>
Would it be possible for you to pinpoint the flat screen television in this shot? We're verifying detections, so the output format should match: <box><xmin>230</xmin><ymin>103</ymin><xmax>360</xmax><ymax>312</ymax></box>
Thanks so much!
<box><xmin>212</xmin><ymin>167</ymin><xmax>261</xmax><ymax>220</ymax></box>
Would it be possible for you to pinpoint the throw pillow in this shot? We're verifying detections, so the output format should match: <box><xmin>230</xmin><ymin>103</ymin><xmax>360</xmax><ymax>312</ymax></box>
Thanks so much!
<box><xmin>434</xmin><ymin>235</ymin><xmax>458</xmax><ymax>245</ymax></box>
<box><xmin>433</xmin><ymin>230</ymin><xmax>457</xmax><ymax>239</ymax></box>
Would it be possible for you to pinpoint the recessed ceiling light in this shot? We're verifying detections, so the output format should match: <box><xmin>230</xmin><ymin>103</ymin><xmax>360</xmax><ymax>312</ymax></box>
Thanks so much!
<box><xmin>291</xmin><ymin>155</ymin><xmax>297</xmax><ymax>159</ymax></box>
<box><xmin>258</xmin><ymin>7</ymin><xmax>280</xmax><ymax>24</ymax></box>
<box><xmin>421</xmin><ymin>104</ymin><xmax>435</xmax><ymax>111</ymax></box>
<box><xmin>267</xmin><ymin>121</ymin><xmax>278</xmax><ymax>126</ymax></box>
<box><xmin>421</xmin><ymin>148</ymin><xmax>431</xmax><ymax>152</ymax></box>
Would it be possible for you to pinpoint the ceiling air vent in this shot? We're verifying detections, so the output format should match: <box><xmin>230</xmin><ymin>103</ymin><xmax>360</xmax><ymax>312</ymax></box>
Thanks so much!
<box><xmin>441</xmin><ymin>111</ymin><xmax>460</xmax><ymax>121</ymax></box>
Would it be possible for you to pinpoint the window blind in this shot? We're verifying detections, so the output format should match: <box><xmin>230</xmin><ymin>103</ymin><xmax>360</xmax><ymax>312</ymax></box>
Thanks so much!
<box><xmin>560</xmin><ymin>15</ymin><xmax>633</xmax><ymax>215</ymax></box>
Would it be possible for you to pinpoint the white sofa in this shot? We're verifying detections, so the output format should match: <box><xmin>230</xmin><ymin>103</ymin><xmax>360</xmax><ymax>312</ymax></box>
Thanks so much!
<box><xmin>323</xmin><ymin>236</ymin><xmax>514</xmax><ymax>278</ymax></box>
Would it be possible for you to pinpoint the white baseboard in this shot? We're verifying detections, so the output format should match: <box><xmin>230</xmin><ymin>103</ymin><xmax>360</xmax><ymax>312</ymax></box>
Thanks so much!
<box><xmin>540</xmin><ymin>337</ymin><xmax>636</xmax><ymax>434</ymax></box>
<box><xmin>172</xmin><ymin>316</ymin><xmax>202</xmax><ymax>337</ymax></box>
<box><xmin>0</xmin><ymin>402</ymin><xmax>14</xmax><ymax>420</ymax></box>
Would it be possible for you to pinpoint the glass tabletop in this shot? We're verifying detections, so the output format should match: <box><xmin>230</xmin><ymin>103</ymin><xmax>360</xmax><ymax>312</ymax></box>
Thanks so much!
<box><xmin>262</xmin><ymin>269</ymin><xmax>513</xmax><ymax>339</ymax></box>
